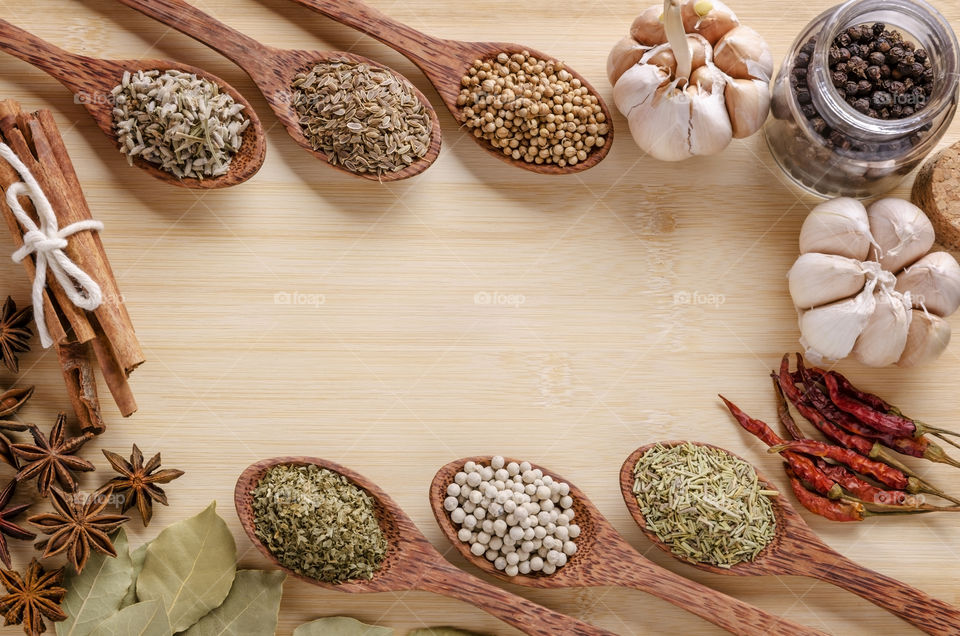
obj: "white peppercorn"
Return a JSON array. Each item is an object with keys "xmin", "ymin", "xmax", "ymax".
[{"xmin": 445, "ymin": 458, "xmax": 580, "ymax": 577}]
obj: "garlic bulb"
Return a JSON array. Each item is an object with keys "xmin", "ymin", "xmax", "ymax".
[
  {"xmin": 609, "ymin": 0, "xmax": 770, "ymax": 160},
  {"xmin": 798, "ymin": 198, "xmax": 872, "ymax": 260},
  {"xmin": 898, "ymin": 310, "xmax": 951, "ymax": 368},
  {"xmin": 852, "ymin": 290, "xmax": 912, "ymax": 367},
  {"xmin": 867, "ymin": 198, "xmax": 935, "ymax": 273},
  {"xmin": 799, "ymin": 278, "xmax": 878, "ymax": 364},
  {"xmin": 789, "ymin": 196, "xmax": 959, "ymax": 367},
  {"xmin": 788, "ymin": 253, "xmax": 866, "ymax": 309},
  {"xmin": 896, "ymin": 251, "xmax": 960, "ymax": 317}
]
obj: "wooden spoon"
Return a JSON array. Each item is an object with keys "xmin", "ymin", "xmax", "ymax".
[
  {"xmin": 277, "ymin": 0, "xmax": 614, "ymax": 175},
  {"xmin": 235, "ymin": 457, "xmax": 614, "ymax": 636},
  {"xmin": 0, "ymin": 18, "xmax": 265, "ymax": 189},
  {"xmin": 115, "ymin": 0, "xmax": 441, "ymax": 182},
  {"xmin": 621, "ymin": 441, "xmax": 960, "ymax": 636},
  {"xmin": 430, "ymin": 456, "xmax": 824, "ymax": 636}
]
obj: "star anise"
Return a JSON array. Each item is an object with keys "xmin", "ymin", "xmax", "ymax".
[
  {"xmin": 11, "ymin": 415, "xmax": 95, "ymax": 497},
  {"xmin": 0, "ymin": 480, "xmax": 35, "ymax": 569},
  {"xmin": 28, "ymin": 487, "xmax": 128, "ymax": 573},
  {"xmin": 98, "ymin": 444, "xmax": 184, "ymax": 526},
  {"xmin": 0, "ymin": 558, "xmax": 66, "ymax": 636},
  {"xmin": 0, "ymin": 298, "xmax": 32, "ymax": 375}
]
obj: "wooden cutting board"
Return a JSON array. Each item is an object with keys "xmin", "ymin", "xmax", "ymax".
[{"xmin": 1, "ymin": 1, "xmax": 959, "ymax": 634}]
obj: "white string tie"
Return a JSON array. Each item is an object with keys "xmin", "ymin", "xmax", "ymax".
[{"xmin": 0, "ymin": 143, "xmax": 104, "ymax": 348}]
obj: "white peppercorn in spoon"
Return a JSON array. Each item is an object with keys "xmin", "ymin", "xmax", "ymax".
[
  {"xmin": 234, "ymin": 456, "xmax": 615, "ymax": 636},
  {"xmin": 115, "ymin": 0, "xmax": 442, "ymax": 182},
  {"xmin": 431, "ymin": 456, "xmax": 826, "ymax": 636},
  {"xmin": 0, "ymin": 18, "xmax": 266, "ymax": 189}
]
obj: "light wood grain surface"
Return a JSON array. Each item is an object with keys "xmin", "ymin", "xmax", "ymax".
[{"xmin": 1, "ymin": 1, "xmax": 959, "ymax": 634}]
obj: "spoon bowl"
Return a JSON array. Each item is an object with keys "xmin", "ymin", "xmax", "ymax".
[
  {"xmin": 620, "ymin": 441, "xmax": 960, "ymax": 634},
  {"xmin": 234, "ymin": 456, "xmax": 616, "ymax": 635},
  {"xmin": 116, "ymin": 0, "xmax": 442, "ymax": 182},
  {"xmin": 282, "ymin": 0, "xmax": 614, "ymax": 175},
  {"xmin": 431, "ymin": 456, "xmax": 825, "ymax": 635},
  {"xmin": 0, "ymin": 19, "xmax": 266, "ymax": 189}
]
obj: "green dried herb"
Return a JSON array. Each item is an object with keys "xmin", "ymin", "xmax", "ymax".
[
  {"xmin": 251, "ymin": 464, "xmax": 387, "ymax": 583},
  {"xmin": 632, "ymin": 442, "xmax": 777, "ymax": 568},
  {"xmin": 181, "ymin": 570, "xmax": 285, "ymax": 636},
  {"xmin": 58, "ymin": 528, "xmax": 134, "ymax": 636}
]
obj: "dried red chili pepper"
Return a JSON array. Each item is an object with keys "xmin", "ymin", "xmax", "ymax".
[
  {"xmin": 784, "ymin": 466, "xmax": 865, "ymax": 522},
  {"xmin": 720, "ymin": 395, "xmax": 840, "ymax": 497},
  {"xmin": 768, "ymin": 440, "xmax": 960, "ymax": 508},
  {"xmin": 772, "ymin": 375, "xmax": 805, "ymax": 440},
  {"xmin": 823, "ymin": 374, "xmax": 921, "ymax": 438},
  {"xmin": 813, "ymin": 460, "xmax": 909, "ymax": 506},
  {"xmin": 792, "ymin": 357, "xmax": 960, "ymax": 468}
]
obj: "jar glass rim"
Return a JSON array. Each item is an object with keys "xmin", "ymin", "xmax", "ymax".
[{"xmin": 810, "ymin": 0, "xmax": 959, "ymax": 137}]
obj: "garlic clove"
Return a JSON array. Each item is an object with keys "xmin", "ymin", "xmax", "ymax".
[
  {"xmin": 895, "ymin": 251, "xmax": 960, "ymax": 317},
  {"xmin": 608, "ymin": 36, "xmax": 651, "ymax": 85},
  {"xmin": 631, "ymin": 5, "xmax": 667, "ymax": 46},
  {"xmin": 613, "ymin": 61, "xmax": 668, "ymax": 118},
  {"xmin": 680, "ymin": 0, "xmax": 739, "ymax": 45},
  {"xmin": 646, "ymin": 47, "xmax": 678, "ymax": 75},
  {"xmin": 867, "ymin": 198, "xmax": 935, "ymax": 273},
  {"xmin": 713, "ymin": 25, "xmax": 773, "ymax": 81},
  {"xmin": 788, "ymin": 252, "xmax": 867, "ymax": 309},
  {"xmin": 799, "ymin": 278, "xmax": 878, "ymax": 364},
  {"xmin": 616, "ymin": 56, "xmax": 731, "ymax": 161},
  {"xmin": 852, "ymin": 290, "xmax": 912, "ymax": 367},
  {"xmin": 799, "ymin": 197, "xmax": 872, "ymax": 260},
  {"xmin": 897, "ymin": 309, "xmax": 952, "ymax": 367},
  {"xmin": 724, "ymin": 78, "xmax": 769, "ymax": 138}
]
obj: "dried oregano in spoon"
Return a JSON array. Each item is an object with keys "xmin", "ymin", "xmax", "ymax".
[
  {"xmin": 632, "ymin": 442, "xmax": 777, "ymax": 568},
  {"xmin": 251, "ymin": 464, "xmax": 387, "ymax": 582},
  {"xmin": 112, "ymin": 69, "xmax": 250, "ymax": 179},
  {"xmin": 292, "ymin": 60, "xmax": 431, "ymax": 175}
]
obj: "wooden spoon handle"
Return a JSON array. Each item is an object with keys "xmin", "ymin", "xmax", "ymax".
[
  {"xmin": 115, "ymin": 0, "xmax": 269, "ymax": 69},
  {"xmin": 608, "ymin": 551, "xmax": 824, "ymax": 635},
  {"xmin": 0, "ymin": 19, "xmax": 92, "ymax": 94},
  {"xmin": 417, "ymin": 561, "xmax": 615, "ymax": 636},
  {"xmin": 800, "ymin": 546, "xmax": 960, "ymax": 635},
  {"xmin": 285, "ymin": 0, "xmax": 447, "ymax": 71}
]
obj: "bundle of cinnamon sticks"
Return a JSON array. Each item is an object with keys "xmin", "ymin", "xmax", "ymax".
[{"xmin": 0, "ymin": 99, "xmax": 143, "ymax": 432}]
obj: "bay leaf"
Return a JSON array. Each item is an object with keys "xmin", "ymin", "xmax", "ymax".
[
  {"xmin": 409, "ymin": 629, "xmax": 489, "ymax": 636},
  {"xmin": 136, "ymin": 502, "xmax": 236, "ymax": 632},
  {"xmin": 181, "ymin": 570, "xmax": 285, "ymax": 636},
  {"xmin": 294, "ymin": 617, "xmax": 394, "ymax": 636},
  {"xmin": 57, "ymin": 528, "xmax": 134, "ymax": 636},
  {"xmin": 87, "ymin": 599, "xmax": 170, "ymax": 636},
  {"xmin": 120, "ymin": 542, "xmax": 149, "ymax": 609}
]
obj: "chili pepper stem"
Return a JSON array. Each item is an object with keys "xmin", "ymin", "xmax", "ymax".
[
  {"xmin": 907, "ymin": 477, "xmax": 960, "ymax": 506},
  {"xmin": 923, "ymin": 441, "xmax": 960, "ymax": 469},
  {"xmin": 869, "ymin": 444, "xmax": 919, "ymax": 478},
  {"xmin": 932, "ymin": 432, "xmax": 960, "ymax": 452}
]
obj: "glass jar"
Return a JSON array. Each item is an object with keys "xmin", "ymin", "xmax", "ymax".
[{"xmin": 765, "ymin": 0, "xmax": 959, "ymax": 198}]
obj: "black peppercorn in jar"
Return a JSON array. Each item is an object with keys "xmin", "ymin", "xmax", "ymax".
[{"xmin": 765, "ymin": 0, "xmax": 958, "ymax": 198}]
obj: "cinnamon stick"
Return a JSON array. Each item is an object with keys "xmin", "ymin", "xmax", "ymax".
[
  {"xmin": 34, "ymin": 110, "xmax": 144, "ymax": 376},
  {"xmin": 56, "ymin": 341, "xmax": 105, "ymax": 434},
  {"xmin": 89, "ymin": 316, "xmax": 137, "ymax": 417}
]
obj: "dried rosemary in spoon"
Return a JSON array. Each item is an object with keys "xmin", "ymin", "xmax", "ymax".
[{"xmin": 632, "ymin": 442, "xmax": 778, "ymax": 568}]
